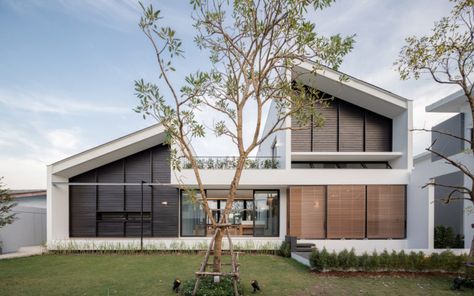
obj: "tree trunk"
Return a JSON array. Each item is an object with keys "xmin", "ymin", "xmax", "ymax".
[{"xmin": 213, "ymin": 228, "xmax": 224, "ymax": 272}]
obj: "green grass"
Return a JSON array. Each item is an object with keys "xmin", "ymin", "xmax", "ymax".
[{"xmin": 0, "ymin": 254, "xmax": 470, "ymax": 295}]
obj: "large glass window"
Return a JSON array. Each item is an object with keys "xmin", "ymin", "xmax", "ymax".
[
  {"xmin": 254, "ymin": 191, "xmax": 279, "ymax": 237},
  {"xmin": 181, "ymin": 192, "xmax": 206, "ymax": 236},
  {"xmin": 180, "ymin": 190, "xmax": 278, "ymax": 237}
]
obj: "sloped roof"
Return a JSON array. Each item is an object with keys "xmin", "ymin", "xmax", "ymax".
[
  {"xmin": 426, "ymin": 89, "xmax": 468, "ymax": 113},
  {"xmin": 49, "ymin": 124, "xmax": 166, "ymax": 178},
  {"xmin": 292, "ymin": 62, "xmax": 411, "ymax": 118}
]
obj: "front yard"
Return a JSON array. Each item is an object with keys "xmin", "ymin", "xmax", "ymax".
[{"xmin": 0, "ymin": 254, "xmax": 470, "ymax": 295}]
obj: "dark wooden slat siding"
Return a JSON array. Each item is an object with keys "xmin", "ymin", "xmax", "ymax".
[
  {"xmin": 153, "ymin": 145, "xmax": 171, "ymax": 183},
  {"xmin": 365, "ymin": 111, "xmax": 392, "ymax": 152},
  {"xmin": 70, "ymin": 171, "xmax": 96, "ymax": 237},
  {"xmin": 97, "ymin": 161, "xmax": 124, "ymax": 212},
  {"xmin": 338, "ymin": 101, "xmax": 364, "ymax": 152},
  {"xmin": 125, "ymin": 150, "xmax": 152, "ymax": 212},
  {"xmin": 69, "ymin": 144, "xmax": 179, "ymax": 238},
  {"xmin": 153, "ymin": 186, "xmax": 179, "ymax": 237},
  {"xmin": 312, "ymin": 102, "xmax": 338, "ymax": 152},
  {"xmin": 291, "ymin": 116, "xmax": 312, "ymax": 152},
  {"xmin": 152, "ymin": 145, "xmax": 178, "ymax": 237}
]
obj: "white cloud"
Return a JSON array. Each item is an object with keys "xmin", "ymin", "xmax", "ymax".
[
  {"xmin": 46, "ymin": 128, "xmax": 81, "ymax": 151},
  {"xmin": 0, "ymin": 89, "xmax": 129, "ymax": 115}
]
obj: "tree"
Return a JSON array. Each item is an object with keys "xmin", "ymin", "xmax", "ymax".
[
  {"xmin": 134, "ymin": 0, "xmax": 354, "ymax": 278},
  {"xmin": 0, "ymin": 177, "xmax": 16, "ymax": 229},
  {"xmin": 396, "ymin": 0, "xmax": 474, "ymax": 203}
]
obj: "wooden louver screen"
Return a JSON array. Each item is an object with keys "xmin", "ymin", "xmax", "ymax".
[
  {"xmin": 327, "ymin": 185, "xmax": 366, "ymax": 239},
  {"xmin": 367, "ymin": 185, "xmax": 405, "ymax": 238},
  {"xmin": 288, "ymin": 186, "xmax": 326, "ymax": 238}
]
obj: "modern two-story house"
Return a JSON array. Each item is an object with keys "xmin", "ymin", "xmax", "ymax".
[
  {"xmin": 47, "ymin": 62, "xmax": 415, "ymax": 253},
  {"xmin": 409, "ymin": 89, "xmax": 473, "ymax": 250}
]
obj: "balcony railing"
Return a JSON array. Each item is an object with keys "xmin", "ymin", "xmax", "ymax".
[{"xmin": 181, "ymin": 156, "xmax": 280, "ymax": 170}]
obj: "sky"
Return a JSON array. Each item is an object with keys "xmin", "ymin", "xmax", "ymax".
[{"xmin": 0, "ymin": 0, "xmax": 461, "ymax": 189}]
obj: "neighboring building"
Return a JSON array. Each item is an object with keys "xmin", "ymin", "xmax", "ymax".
[
  {"xmin": 409, "ymin": 89, "xmax": 474, "ymax": 250},
  {"xmin": 47, "ymin": 63, "xmax": 414, "ymax": 252},
  {"xmin": 0, "ymin": 190, "xmax": 46, "ymax": 254}
]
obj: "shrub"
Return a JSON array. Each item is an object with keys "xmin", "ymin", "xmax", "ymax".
[
  {"xmin": 327, "ymin": 251, "xmax": 338, "ymax": 269},
  {"xmin": 409, "ymin": 251, "xmax": 426, "ymax": 271},
  {"xmin": 358, "ymin": 252, "xmax": 370, "ymax": 271},
  {"xmin": 179, "ymin": 277, "xmax": 242, "ymax": 296},
  {"xmin": 309, "ymin": 248, "xmax": 466, "ymax": 273},
  {"xmin": 434, "ymin": 225, "xmax": 464, "ymax": 249},
  {"xmin": 347, "ymin": 248, "xmax": 358, "ymax": 268},
  {"xmin": 368, "ymin": 251, "xmax": 379, "ymax": 271},
  {"xmin": 310, "ymin": 248, "xmax": 329, "ymax": 271},
  {"xmin": 337, "ymin": 249, "xmax": 351, "ymax": 269},
  {"xmin": 278, "ymin": 241, "xmax": 291, "ymax": 258},
  {"xmin": 379, "ymin": 250, "xmax": 391, "ymax": 269}
]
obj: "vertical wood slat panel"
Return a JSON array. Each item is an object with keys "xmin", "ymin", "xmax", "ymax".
[
  {"xmin": 97, "ymin": 161, "xmax": 124, "ymax": 212},
  {"xmin": 312, "ymin": 102, "xmax": 338, "ymax": 152},
  {"xmin": 153, "ymin": 186, "xmax": 179, "ymax": 237},
  {"xmin": 300, "ymin": 186, "xmax": 326, "ymax": 238},
  {"xmin": 288, "ymin": 187, "xmax": 302, "ymax": 237},
  {"xmin": 288, "ymin": 186, "xmax": 326, "ymax": 239},
  {"xmin": 125, "ymin": 150, "xmax": 152, "ymax": 212},
  {"xmin": 338, "ymin": 101, "xmax": 364, "ymax": 152},
  {"xmin": 365, "ymin": 111, "xmax": 392, "ymax": 152},
  {"xmin": 70, "ymin": 144, "xmax": 179, "ymax": 238},
  {"xmin": 367, "ymin": 185, "xmax": 405, "ymax": 238},
  {"xmin": 70, "ymin": 171, "xmax": 96, "ymax": 237},
  {"xmin": 291, "ymin": 117, "xmax": 312, "ymax": 152},
  {"xmin": 327, "ymin": 185, "xmax": 366, "ymax": 238}
]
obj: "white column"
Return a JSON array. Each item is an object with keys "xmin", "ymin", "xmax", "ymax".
[{"xmin": 427, "ymin": 179, "xmax": 435, "ymax": 250}]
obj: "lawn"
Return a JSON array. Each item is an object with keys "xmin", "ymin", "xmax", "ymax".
[{"xmin": 0, "ymin": 254, "xmax": 470, "ymax": 295}]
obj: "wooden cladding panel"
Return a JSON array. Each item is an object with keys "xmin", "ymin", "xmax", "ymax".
[
  {"xmin": 327, "ymin": 185, "xmax": 366, "ymax": 238},
  {"xmin": 290, "ymin": 93, "xmax": 393, "ymax": 153},
  {"xmin": 125, "ymin": 150, "xmax": 151, "ymax": 212},
  {"xmin": 338, "ymin": 101, "xmax": 364, "ymax": 152},
  {"xmin": 367, "ymin": 185, "xmax": 405, "ymax": 238},
  {"xmin": 288, "ymin": 186, "xmax": 326, "ymax": 239},
  {"xmin": 291, "ymin": 117, "xmax": 312, "ymax": 152},
  {"xmin": 97, "ymin": 161, "xmax": 124, "ymax": 212},
  {"xmin": 365, "ymin": 112, "xmax": 392, "ymax": 152},
  {"xmin": 153, "ymin": 145, "xmax": 171, "ymax": 183},
  {"xmin": 313, "ymin": 103, "xmax": 338, "ymax": 152},
  {"xmin": 288, "ymin": 187, "xmax": 302, "ymax": 237},
  {"xmin": 69, "ymin": 144, "xmax": 179, "ymax": 238},
  {"xmin": 153, "ymin": 186, "xmax": 179, "ymax": 237}
]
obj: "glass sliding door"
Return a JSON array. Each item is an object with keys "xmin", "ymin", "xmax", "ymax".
[
  {"xmin": 181, "ymin": 192, "xmax": 206, "ymax": 236},
  {"xmin": 253, "ymin": 191, "xmax": 279, "ymax": 236}
]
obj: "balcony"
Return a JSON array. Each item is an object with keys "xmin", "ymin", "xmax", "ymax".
[{"xmin": 181, "ymin": 156, "xmax": 280, "ymax": 170}]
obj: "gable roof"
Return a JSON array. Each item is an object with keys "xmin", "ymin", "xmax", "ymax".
[
  {"xmin": 292, "ymin": 61, "xmax": 410, "ymax": 118},
  {"xmin": 49, "ymin": 124, "xmax": 166, "ymax": 178},
  {"xmin": 426, "ymin": 89, "xmax": 468, "ymax": 113}
]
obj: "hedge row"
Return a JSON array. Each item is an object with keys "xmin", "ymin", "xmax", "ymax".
[{"xmin": 310, "ymin": 248, "xmax": 468, "ymax": 272}]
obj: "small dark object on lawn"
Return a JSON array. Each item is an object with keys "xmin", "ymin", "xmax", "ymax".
[
  {"xmin": 452, "ymin": 276, "xmax": 464, "ymax": 290},
  {"xmin": 172, "ymin": 279, "xmax": 181, "ymax": 293},
  {"xmin": 251, "ymin": 280, "xmax": 261, "ymax": 293}
]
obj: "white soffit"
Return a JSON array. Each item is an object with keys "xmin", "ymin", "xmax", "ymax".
[
  {"xmin": 291, "ymin": 151, "xmax": 403, "ymax": 162},
  {"xmin": 50, "ymin": 124, "xmax": 166, "ymax": 178},
  {"xmin": 425, "ymin": 89, "xmax": 467, "ymax": 113},
  {"xmin": 292, "ymin": 62, "xmax": 409, "ymax": 118}
]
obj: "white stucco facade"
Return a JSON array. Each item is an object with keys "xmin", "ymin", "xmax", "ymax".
[{"xmin": 409, "ymin": 89, "xmax": 473, "ymax": 250}]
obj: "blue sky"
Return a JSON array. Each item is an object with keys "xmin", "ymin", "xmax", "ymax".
[{"xmin": 0, "ymin": 0, "xmax": 460, "ymax": 189}]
